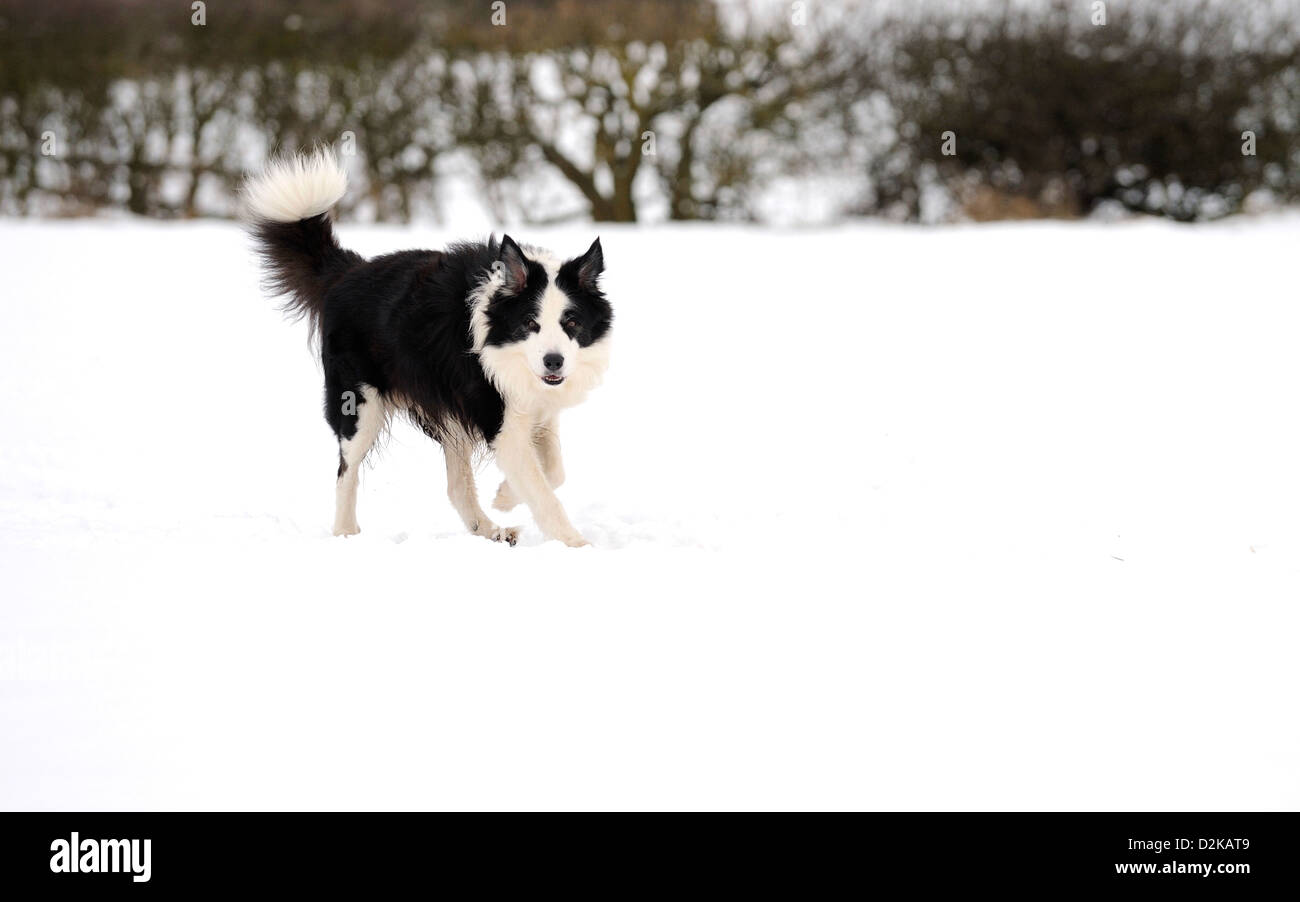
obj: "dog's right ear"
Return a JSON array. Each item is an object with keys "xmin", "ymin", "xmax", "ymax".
[
  {"xmin": 496, "ymin": 234, "xmax": 528, "ymax": 295},
  {"xmin": 574, "ymin": 237, "xmax": 604, "ymax": 291}
]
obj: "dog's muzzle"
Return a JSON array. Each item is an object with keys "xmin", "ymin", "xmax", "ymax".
[{"xmin": 542, "ymin": 352, "xmax": 565, "ymax": 385}]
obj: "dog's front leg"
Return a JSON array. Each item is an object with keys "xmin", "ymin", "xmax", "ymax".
[
  {"xmin": 443, "ymin": 431, "xmax": 519, "ymax": 546},
  {"xmin": 493, "ymin": 419, "xmax": 563, "ymax": 511},
  {"xmin": 493, "ymin": 412, "xmax": 587, "ymax": 547},
  {"xmin": 533, "ymin": 420, "xmax": 565, "ymax": 489}
]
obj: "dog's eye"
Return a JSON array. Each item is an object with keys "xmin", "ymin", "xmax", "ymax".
[
  {"xmin": 527, "ymin": 319, "xmax": 540, "ymax": 334},
  {"xmin": 563, "ymin": 318, "xmax": 578, "ymax": 331}
]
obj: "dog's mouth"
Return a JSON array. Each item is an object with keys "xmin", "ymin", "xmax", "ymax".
[{"xmin": 541, "ymin": 373, "xmax": 565, "ymax": 386}]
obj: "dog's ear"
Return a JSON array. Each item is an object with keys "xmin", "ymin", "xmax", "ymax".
[
  {"xmin": 571, "ymin": 237, "xmax": 604, "ymax": 292},
  {"xmin": 496, "ymin": 234, "xmax": 528, "ymax": 295}
]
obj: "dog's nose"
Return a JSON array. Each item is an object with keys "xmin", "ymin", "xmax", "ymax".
[{"xmin": 543, "ymin": 353, "xmax": 564, "ymax": 372}]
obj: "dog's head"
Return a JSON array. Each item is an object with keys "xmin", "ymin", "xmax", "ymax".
[{"xmin": 473, "ymin": 235, "xmax": 612, "ymax": 410}]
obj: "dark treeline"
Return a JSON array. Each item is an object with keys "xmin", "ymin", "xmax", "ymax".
[{"xmin": 0, "ymin": 0, "xmax": 1297, "ymax": 223}]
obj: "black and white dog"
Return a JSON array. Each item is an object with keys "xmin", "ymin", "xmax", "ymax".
[{"xmin": 244, "ymin": 150, "xmax": 611, "ymax": 546}]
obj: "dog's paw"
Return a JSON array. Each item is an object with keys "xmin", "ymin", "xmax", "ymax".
[
  {"xmin": 488, "ymin": 525, "xmax": 521, "ymax": 546},
  {"xmin": 492, "ymin": 481, "xmax": 519, "ymax": 512},
  {"xmin": 333, "ymin": 523, "xmax": 361, "ymax": 537},
  {"xmin": 560, "ymin": 533, "xmax": 590, "ymax": 548}
]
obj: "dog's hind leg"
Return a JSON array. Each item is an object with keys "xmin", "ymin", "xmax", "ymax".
[
  {"xmin": 331, "ymin": 383, "xmax": 386, "ymax": 536},
  {"xmin": 493, "ymin": 419, "xmax": 563, "ymax": 511},
  {"xmin": 444, "ymin": 428, "xmax": 519, "ymax": 545}
]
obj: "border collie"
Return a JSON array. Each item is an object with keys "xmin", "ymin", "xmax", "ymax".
[{"xmin": 243, "ymin": 150, "xmax": 611, "ymax": 547}]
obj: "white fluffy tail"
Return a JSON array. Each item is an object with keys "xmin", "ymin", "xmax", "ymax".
[{"xmin": 243, "ymin": 148, "xmax": 348, "ymax": 223}]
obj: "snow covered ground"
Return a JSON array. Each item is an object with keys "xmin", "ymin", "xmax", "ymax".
[{"xmin": 1, "ymin": 215, "xmax": 1298, "ymax": 810}]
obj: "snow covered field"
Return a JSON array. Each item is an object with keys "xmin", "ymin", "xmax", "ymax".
[{"xmin": 2, "ymin": 215, "xmax": 1298, "ymax": 810}]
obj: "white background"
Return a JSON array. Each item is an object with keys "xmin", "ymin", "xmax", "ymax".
[{"xmin": 1, "ymin": 216, "xmax": 1297, "ymax": 809}]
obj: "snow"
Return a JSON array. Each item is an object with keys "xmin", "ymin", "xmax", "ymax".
[{"xmin": 2, "ymin": 215, "xmax": 1298, "ymax": 810}]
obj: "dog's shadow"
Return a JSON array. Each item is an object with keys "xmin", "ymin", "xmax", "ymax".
[{"xmin": 402, "ymin": 504, "xmax": 717, "ymax": 550}]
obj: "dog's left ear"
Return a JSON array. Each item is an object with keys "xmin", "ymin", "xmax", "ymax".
[
  {"xmin": 572, "ymin": 237, "xmax": 604, "ymax": 291},
  {"xmin": 497, "ymin": 234, "xmax": 529, "ymax": 295}
]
